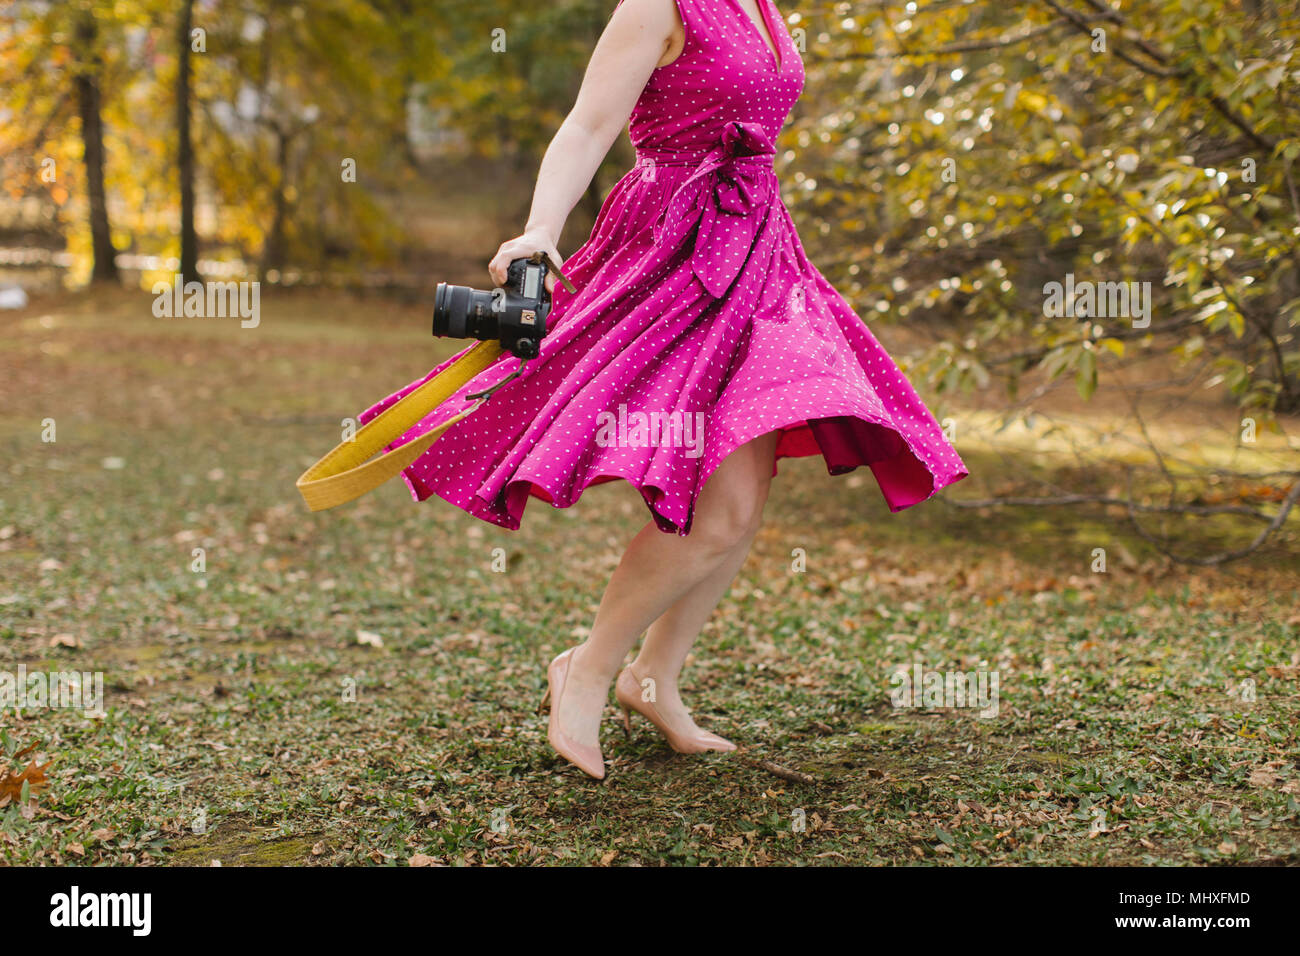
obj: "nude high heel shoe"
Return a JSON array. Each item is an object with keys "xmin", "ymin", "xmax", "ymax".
[
  {"xmin": 538, "ymin": 647, "xmax": 605, "ymax": 780},
  {"xmin": 615, "ymin": 666, "xmax": 737, "ymax": 754}
]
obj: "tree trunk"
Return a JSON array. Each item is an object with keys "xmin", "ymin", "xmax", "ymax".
[
  {"xmin": 74, "ymin": 12, "xmax": 118, "ymax": 283},
  {"xmin": 260, "ymin": 130, "xmax": 291, "ymax": 281},
  {"xmin": 177, "ymin": 0, "xmax": 198, "ymax": 283}
]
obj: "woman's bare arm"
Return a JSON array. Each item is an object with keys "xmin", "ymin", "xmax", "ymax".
[{"xmin": 487, "ymin": 0, "xmax": 683, "ymax": 289}]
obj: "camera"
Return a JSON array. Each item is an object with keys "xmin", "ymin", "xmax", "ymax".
[{"xmin": 433, "ymin": 256, "xmax": 554, "ymax": 359}]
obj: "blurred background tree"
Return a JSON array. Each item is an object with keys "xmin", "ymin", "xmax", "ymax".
[{"xmin": 789, "ymin": 0, "xmax": 1299, "ymax": 415}]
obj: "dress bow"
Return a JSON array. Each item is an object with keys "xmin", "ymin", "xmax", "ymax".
[{"xmin": 651, "ymin": 121, "xmax": 777, "ymax": 298}]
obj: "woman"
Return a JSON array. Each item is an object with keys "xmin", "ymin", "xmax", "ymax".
[{"xmin": 358, "ymin": 0, "xmax": 968, "ymax": 779}]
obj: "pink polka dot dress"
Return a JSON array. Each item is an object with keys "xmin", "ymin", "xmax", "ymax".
[{"xmin": 358, "ymin": 0, "xmax": 969, "ymax": 534}]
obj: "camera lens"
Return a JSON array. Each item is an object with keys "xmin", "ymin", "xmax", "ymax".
[
  {"xmin": 433, "ymin": 283, "xmax": 467, "ymax": 338},
  {"xmin": 434, "ymin": 283, "xmax": 501, "ymax": 341}
]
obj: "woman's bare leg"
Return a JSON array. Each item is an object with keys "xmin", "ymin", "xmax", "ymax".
[
  {"xmin": 553, "ymin": 430, "xmax": 780, "ymax": 755},
  {"xmin": 623, "ymin": 519, "xmax": 759, "ymax": 739}
]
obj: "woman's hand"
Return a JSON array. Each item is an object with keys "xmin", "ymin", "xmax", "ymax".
[{"xmin": 489, "ymin": 230, "xmax": 565, "ymax": 293}]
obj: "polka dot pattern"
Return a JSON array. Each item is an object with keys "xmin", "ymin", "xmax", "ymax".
[{"xmin": 356, "ymin": 0, "xmax": 969, "ymax": 535}]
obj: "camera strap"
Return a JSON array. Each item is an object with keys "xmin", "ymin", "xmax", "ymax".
[
  {"xmin": 295, "ymin": 250, "xmax": 574, "ymax": 513},
  {"xmin": 295, "ymin": 339, "xmax": 506, "ymax": 512}
]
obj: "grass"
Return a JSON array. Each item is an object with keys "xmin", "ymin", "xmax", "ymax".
[{"xmin": 0, "ymin": 286, "xmax": 1297, "ymax": 866}]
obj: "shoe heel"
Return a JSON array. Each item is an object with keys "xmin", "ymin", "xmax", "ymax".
[
  {"xmin": 620, "ymin": 706, "xmax": 632, "ymax": 738},
  {"xmin": 537, "ymin": 686, "xmax": 551, "ymax": 715}
]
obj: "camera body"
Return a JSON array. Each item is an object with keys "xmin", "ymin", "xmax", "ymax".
[{"xmin": 433, "ymin": 257, "xmax": 552, "ymax": 359}]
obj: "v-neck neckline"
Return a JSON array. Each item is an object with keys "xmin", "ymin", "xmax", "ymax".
[{"xmin": 727, "ymin": 0, "xmax": 782, "ymax": 73}]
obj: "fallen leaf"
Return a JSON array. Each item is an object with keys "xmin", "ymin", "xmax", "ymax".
[
  {"xmin": 0, "ymin": 755, "xmax": 54, "ymax": 805},
  {"xmin": 1247, "ymin": 767, "xmax": 1282, "ymax": 788}
]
